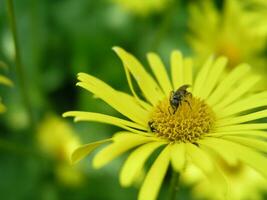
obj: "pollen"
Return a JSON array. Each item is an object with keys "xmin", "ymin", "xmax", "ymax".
[{"xmin": 148, "ymin": 95, "xmax": 215, "ymax": 143}]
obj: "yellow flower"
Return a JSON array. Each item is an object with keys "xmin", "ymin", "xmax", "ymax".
[
  {"xmin": 37, "ymin": 113, "xmax": 80, "ymax": 162},
  {"xmin": 64, "ymin": 47, "xmax": 267, "ymax": 200},
  {"xmin": 182, "ymin": 161, "xmax": 267, "ymax": 200},
  {"xmin": 112, "ymin": 0, "xmax": 170, "ymax": 16},
  {"xmin": 0, "ymin": 61, "xmax": 13, "ymax": 113},
  {"xmin": 55, "ymin": 163, "xmax": 84, "ymax": 187},
  {"xmin": 187, "ymin": 0, "xmax": 267, "ymax": 84},
  {"xmin": 237, "ymin": 0, "xmax": 267, "ymax": 36},
  {"xmin": 37, "ymin": 114, "xmax": 84, "ymax": 186}
]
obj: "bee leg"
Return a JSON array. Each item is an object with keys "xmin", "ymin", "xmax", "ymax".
[
  {"xmin": 158, "ymin": 107, "xmax": 164, "ymax": 113},
  {"xmin": 187, "ymin": 92, "xmax": 192, "ymax": 98},
  {"xmin": 169, "ymin": 91, "xmax": 174, "ymax": 105},
  {"xmin": 169, "ymin": 91, "xmax": 174, "ymax": 100},
  {"xmin": 172, "ymin": 104, "xmax": 178, "ymax": 114},
  {"xmin": 184, "ymin": 99, "xmax": 192, "ymax": 110},
  {"xmin": 168, "ymin": 106, "xmax": 172, "ymax": 115}
]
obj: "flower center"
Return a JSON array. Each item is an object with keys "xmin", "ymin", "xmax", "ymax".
[
  {"xmin": 216, "ymin": 41, "xmax": 241, "ymax": 68},
  {"xmin": 148, "ymin": 94, "xmax": 215, "ymax": 143}
]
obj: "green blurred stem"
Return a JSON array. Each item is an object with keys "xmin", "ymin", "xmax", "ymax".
[
  {"xmin": 6, "ymin": 0, "xmax": 35, "ymax": 130},
  {"xmin": 170, "ymin": 169, "xmax": 180, "ymax": 200}
]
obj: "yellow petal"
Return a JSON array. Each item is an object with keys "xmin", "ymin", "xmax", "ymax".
[
  {"xmin": 138, "ymin": 145, "xmax": 171, "ymax": 200},
  {"xmin": 112, "ymin": 131, "xmax": 154, "ymax": 141},
  {"xmin": 199, "ymin": 138, "xmax": 238, "ymax": 166},
  {"xmin": 217, "ymin": 109, "xmax": 267, "ymax": 126},
  {"xmin": 63, "ymin": 111, "xmax": 146, "ymax": 134},
  {"xmin": 121, "ymin": 62, "xmax": 153, "ymax": 111},
  {"xmin": 147, "ymin": 52, "xmax": 172, "ymax": 96},
  {"xmin": 194, "ymin": 143, "xmax": 229, "ymax": 198},
  {"xmin": 215, "ymin": 124, "xmax": 267, "ymax": 133},
  {"xmin": 117, "ymin": 91, "xmax": 152, "ymax": 111},
  {"xmin": 207, "ymin": 64, "xmax": 250, "ymax": 106},
  {"xmin": 200, "ymin": 57, "xmax": 227, "ymax": 99},
  {"xmin": 71, "ymin": 139, "xmax": 111, "ymax": 164},
  {"xmin": 214, "ymin": 75, "xmax": 260, "ymax": 110},
  {"xmin": 218, "ymin": 91, "xmax": 267, "ymax": 118},
  {"xmin": 113, "ymin": 47, "xmax": 164, "ymax": 106},
  {"xmin": 0, "ymin": 101, "xmax": 6, "ymax": 113},
  {"xmin": 209, "ymin": 131, "xmax": 267, "ymax": 139},
  {"xmin": 183, "ymin": 58, "xmax": 193, "ymax": 86},
  {"xmin": 120, "ymin": 142, "xmax": 166, "ymax": 187},
  {"xmin": 207, "ymin": 163, "xmax": 229, "ymax": 198},
  {"xmin": 193, "ymin": 56, "xmax": 214, "ymax": 96},
  {"xmin": 171, "ymin": 50, "xmax": 184, "ymax": 89},
  {"xmin": 0, "ymin": 75, "xmax": 13, "ymax": 87},
  {"xmin": 222, "ymin": 135, "xmax": 267, "ymax": 153},
  {"xmin": 201, "ymin": 137, "xmax": 267, "ymax": 178},
  {"xmin": 93, "ymin": 134, "xmax": 154, "ymax": 169},
  {"xmin": 192, "ymin": 147, "xmax": 229, "ymax": 199},
  {"xmin": 77, "ymin": 72, "xmax": 149, "ymax": 126},
  {"xmin": 186, "ymin": 143, "xmax": 214, "ymax": 174},
  {"xmin": 170, "ymin": 143, "xmax": 185, "ymax": 172}
]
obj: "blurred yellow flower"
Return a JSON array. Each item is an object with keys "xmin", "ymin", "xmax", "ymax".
[
  {"xmin": 182, "ymin": 160, "xmax": 267, "ymax": 200},
  {"xmin": 65, "ymin": 47, "xmax": 267, "ymax": 200},
  {"xmin": 188, "ymin": 0, "xmax": 267, "ymax": 86},
  {"xmin": 237, "ymin": 0, "xmax": 267, "ymax": 36},
  {"xmin": 0, "ymin": 61, "xmax": 13, "ymax": 113},
  {"xmin": 37, "ymin": 114, "xmax": 80, "ymax": 162},
  {"xmin": 112, "ymin": 0, "xmax": 170, "ymax": 16},
  {"xmin": 37, "ymin": 114, "xmax": 83, "ymax": 186},
  {"xmin": 55, "ymin": 163, "xmax": 84, "ymax": 187}
]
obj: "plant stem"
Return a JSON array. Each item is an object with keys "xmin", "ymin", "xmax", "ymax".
[
  {"xmin": 170, "ymin": 169, "xmax": 180, "ymax": 200},
  {"xmin": 6, "ymin": 0, "xmax": 35, "ymax": 130}
]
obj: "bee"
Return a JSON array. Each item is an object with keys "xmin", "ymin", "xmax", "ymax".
[
  {"xmin": 148, "ymin": 121, "xmax": 157, "ymax": 133},
  {"xmin": 169, "ymin": 84, "xmax": 192, "ymax": 114}
]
